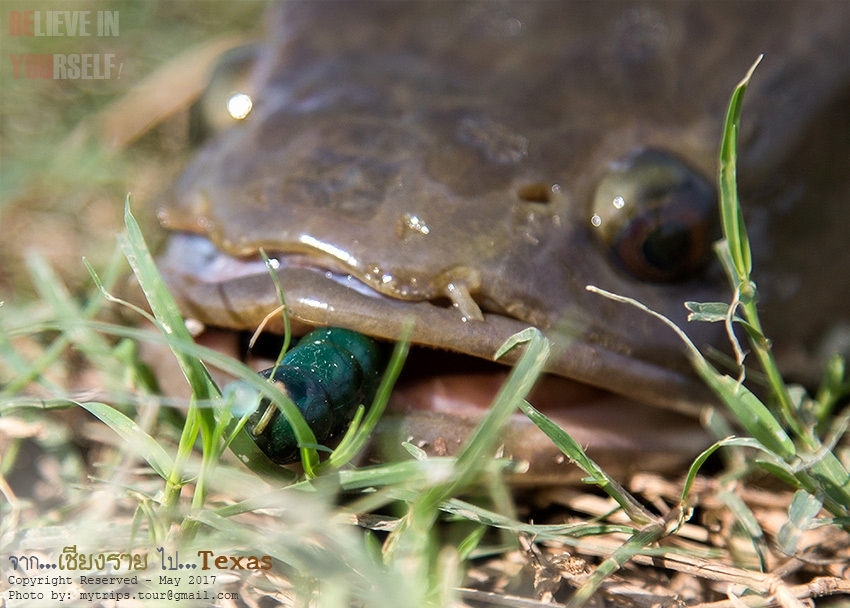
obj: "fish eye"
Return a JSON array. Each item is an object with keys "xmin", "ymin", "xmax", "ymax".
[{"xmin": 591, "ymin": 148, "xmax": 717, "ymax": 282}]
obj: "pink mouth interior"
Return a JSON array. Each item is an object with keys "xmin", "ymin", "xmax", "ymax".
[{"xmin": 198, "ymin": 324, "xmax": 709, "ymax": 478}]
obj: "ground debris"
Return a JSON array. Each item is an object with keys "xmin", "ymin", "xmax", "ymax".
[{"xmin": 465, "ymin": 474, "xmax": 850, "ymax": 607}]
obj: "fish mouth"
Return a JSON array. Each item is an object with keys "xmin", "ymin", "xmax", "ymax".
[
  {"xmin": 159, "ymin": 232, "xmax": 537, "ymax": 351},
  {"xmin": 160, "ymin": 232, "xmax": 716, "ymax": 411},
  {"xmin": 159, "ymin": 232, "xmax": 715, "ymax": 481}
]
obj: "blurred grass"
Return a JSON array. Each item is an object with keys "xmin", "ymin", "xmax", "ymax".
[
  {"xmin": 0, "ymin": 0, "xmax": 265, "ymax": 298},
  {"xmin": 1, "ymin": 7, "xmax": 849, "ymax": 606}
]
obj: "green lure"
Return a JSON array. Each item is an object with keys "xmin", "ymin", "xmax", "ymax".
[{"xmin": 245, "ymin": 327, "xmax": 385, "ymax": 464}]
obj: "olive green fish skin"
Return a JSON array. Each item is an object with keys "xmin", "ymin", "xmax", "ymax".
[
  {"xmin": 160, "ymin": 1, "xmax": 849, "ymax": 409},
  {"xmin": 160, "ymin": 2, "xmax": 849, "ymax": 477}
]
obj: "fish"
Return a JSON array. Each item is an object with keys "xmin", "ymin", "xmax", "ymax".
[{"xmin": 157, "ymin": 1, "xmax": 850, "ymax": 481}]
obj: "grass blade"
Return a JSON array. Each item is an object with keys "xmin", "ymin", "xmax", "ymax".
[
  {"xmin": 77, "ymin": 400, "xmax": 174, "ymax": 479},
  {"xmin": 718, "ymin": 55, "xmax": 761, "ymax": 284}
]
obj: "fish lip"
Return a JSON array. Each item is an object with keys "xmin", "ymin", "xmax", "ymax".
[
  {"xmin": 158, "ymin": 232, "xmax": 533, "ymax": 358},
  {"xmin": 159, "ymin": 232, "xmax": 716, "ymax": 415}
]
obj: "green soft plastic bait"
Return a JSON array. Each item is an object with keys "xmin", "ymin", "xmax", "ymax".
[{"xmin": 242, "ymin": 327, "xmax": 385, "ymax": 464}]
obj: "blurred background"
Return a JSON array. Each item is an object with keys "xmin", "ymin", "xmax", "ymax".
[{"xmin": 1, "ymin": 1, "xmax": 265, "ymax": 303}]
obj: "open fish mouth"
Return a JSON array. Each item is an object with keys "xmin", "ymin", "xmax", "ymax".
[
  {"xmin": 159, "ymin": 232, "xmax": 715, "ymax": 482},
  {"xmin": 160, "ymin": 232, "xmax": 716, "ymax": 411}
]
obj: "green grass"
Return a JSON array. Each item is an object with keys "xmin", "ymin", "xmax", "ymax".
[{"xmin": 2, "ymin": 57, "xmax": 849, "ymax": 607}]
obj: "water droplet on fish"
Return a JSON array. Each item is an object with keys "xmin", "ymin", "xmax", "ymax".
[
  {"xmin": 226, "ymin": 92, "xmax": 253, "ymax": 120},
  {"xmin": 405, "ymin": 214, "xmax": 430, "ymax": 235}
]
